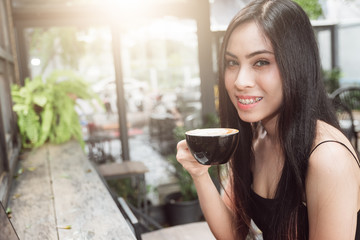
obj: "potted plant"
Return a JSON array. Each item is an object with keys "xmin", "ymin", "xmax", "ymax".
[
  {"xmin": 164, "ymin": 152, "xmax": 203, "ymax": 226},
  {"xmin": 164, "ymin": 114, "xmax": 221, "ymax": 226},
  {"xmin": 11, "ymin": 70, "xmax": 99, "ymax": 149}
]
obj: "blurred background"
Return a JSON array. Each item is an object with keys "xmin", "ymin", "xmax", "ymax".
[{"xmin": 1, "ymin": 0, "xmax": 360, "ymax": 211}]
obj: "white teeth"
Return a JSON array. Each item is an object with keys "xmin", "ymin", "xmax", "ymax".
[{"xmin": 238, "ymin": 97, "xmax": 262, "ymax": 105}]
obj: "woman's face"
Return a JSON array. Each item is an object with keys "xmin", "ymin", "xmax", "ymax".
[{"xmin": 225, "ymin": 21, "xmax": 283, "ymax": 126}]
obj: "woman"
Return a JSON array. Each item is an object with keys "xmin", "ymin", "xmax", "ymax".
[{"xmin": 176, "ymin": 0, "xmax": 360, "ymax": 239}]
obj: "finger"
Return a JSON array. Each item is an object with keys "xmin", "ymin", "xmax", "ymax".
[
  {"xmin": 177, "ymin": 140, "xmax": 188, "ymax": 151},
  {"xmin": 176, "ymin": 149, "xmax": 196, "ymax": 166},
  {"xmin": 176, "ymin": 149, "xmax": 193, "ymax": 163}
]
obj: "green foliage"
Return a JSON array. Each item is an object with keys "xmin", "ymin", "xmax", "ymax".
[
  {"xmin": 323, "ymin": 67, "xmax": 342, "ymax": 93},
  {"xmin": 107, "ymin": 178, "xmax": 142, "ymax": 207},
  {"xmin": 11, "ymin": 70, "xmax": 99, "ymax": 149},
  {"xmin": 202, "ymin": 113, "xmax": 220, "ymax": 128},
  {"xmin": 294, "ymin": 0, "xmax": 323, "ymax": 19}
]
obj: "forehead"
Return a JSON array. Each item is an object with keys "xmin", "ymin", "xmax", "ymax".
[{"xmin": 226, "ymin": 21, "xmax": 273, "ymax": 53}]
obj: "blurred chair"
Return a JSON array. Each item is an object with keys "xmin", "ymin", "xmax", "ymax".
[
  {"xmin": 90, "ymin": 149, "xmax": 215, "ymax": 240},
  {"xmin": 85, "ymin": 122, "xmax": 149, "ymax": 214},
  {"xmin": 97, "ymin": 161, "xmax": 149, "ymax": 214},
  {"xmin": 330, "ymin": 86, "xmax": 360, "ymax": 150},
  {"xmin": 92, "ymin": 161, "xmax": 162, "ymax": 240}
]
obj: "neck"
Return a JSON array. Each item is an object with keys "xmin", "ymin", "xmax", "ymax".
[{"xmin": 260, "ymin": 119, "xmax": 279, "ymax": 142}]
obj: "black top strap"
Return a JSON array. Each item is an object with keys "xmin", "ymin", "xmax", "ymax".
[{"xmin": 310, "ymin": 140, "xmax": 360, "ymax": 168}]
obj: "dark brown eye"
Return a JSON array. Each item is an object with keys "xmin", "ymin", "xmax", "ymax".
[
  {"xmin": 226, "ymin": 59, "xmax": 239, "ymax": 67},
  {"xmin": 254, "ymin": 60, "xmax": 269, "ymax": 67}
]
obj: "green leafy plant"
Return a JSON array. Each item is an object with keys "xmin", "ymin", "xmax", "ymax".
[
  {"xmin": 323, "ymin": 67, "xmax": 342, "ymax": 94},
  {"xmin": 11, "ymin": 70, "xmax": 99, "ymax": 149},
  {"xmin": 167, "ymin": 152, "xmax": 198, "ymax": 201},
  {"xmin": 294, "ymin": 0, "xmax": 323, "ymax": 19},
  {"xmin": 107, "ymin": 178, "xmax": 143, "ymax": 206}
]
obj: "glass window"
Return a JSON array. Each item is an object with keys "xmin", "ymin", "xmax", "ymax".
[
  {"xmin": 339, "ymin": 23, "xmax": 360, "ymax": 86},
  {"xmin": 121, "ymin": 17, "xmax": 202, "ymax": 131},
  {"xmin": 25, "ymin": 26, "xmax": 115, "ymax": 151},
  {"xmin": 26, "ymin": 27, "xmax": 114, "ymax": 80},
  {"xmin": 317, "ymin": 29, "xmax": 332, "ymax": 71},
  {"xmin": 209, "ymin": 0, "xmax": 246, "ymax": 31},
  {"xmin": 119, "ymin": 17, "xmax": 202, "ymax": 204},
  {"xmin": 24, "ymin": 17, "xmax": 202, "ymax": 204}
]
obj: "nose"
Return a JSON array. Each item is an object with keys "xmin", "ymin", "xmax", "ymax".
[{"xmin": 234, "ymin": 67, "xmax": 255, "ymax": 89}]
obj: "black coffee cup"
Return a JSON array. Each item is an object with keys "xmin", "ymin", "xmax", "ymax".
[{"xmin": 185, "ymin": 128, "xmax": 239, "ymax": 165}]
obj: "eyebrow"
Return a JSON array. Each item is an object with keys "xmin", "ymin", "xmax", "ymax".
[{"xmin": 225, "ymin": 50, "xmax": 274, "ymax": 59}]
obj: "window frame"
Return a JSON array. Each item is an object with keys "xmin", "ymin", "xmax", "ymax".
[{"xmin": 0, "ymin": 0, "xmax": 21, "ymax": 206}]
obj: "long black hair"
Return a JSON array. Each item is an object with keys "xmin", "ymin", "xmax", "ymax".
[{"xmin": 217, "ymin": 0, "xmax": 339, "ymax": 239}]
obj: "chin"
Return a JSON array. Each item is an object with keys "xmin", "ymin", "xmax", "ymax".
[{"xmin": 237, "ymin": 110, "xmax": 260, "ymax": 124}]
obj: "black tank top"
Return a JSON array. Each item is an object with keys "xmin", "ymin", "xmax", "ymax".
[{"xmin": 249, "ymin": 140, "xmax": 360, "ymax": 239}]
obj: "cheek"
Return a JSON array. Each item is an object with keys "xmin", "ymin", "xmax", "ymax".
[
  {"xmin": 224, "ymin": 79, "xmax": 235, "ymax": 103},
  {"xmin": 224, "ymin": 74, "xmax": 234, "ymax": 94},
  {"xmin": 224, "ymin": 80, "xmax": 231, "ymax": 93},
  {"xmin": 262, "ymin": 70, "xmax": 283, "ymax": 96},
  {"xmin": 265, "ymin": 79, "xmax": 283, "ymax": 105}
]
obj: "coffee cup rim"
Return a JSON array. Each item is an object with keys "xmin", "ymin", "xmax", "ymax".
[{"xmin": 185, "ymin": 128, "xmax": 239, "ymax": 137}]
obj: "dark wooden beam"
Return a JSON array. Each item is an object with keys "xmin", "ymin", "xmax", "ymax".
[
  {"xmin": 196, "ymin": 0, "xmax": 216, "ymax": 122},
  {"xmin": 111, "ymin": 26, "xmax": 130, "ymax": 161},
  {"xmin": 12, "ymin": 1, "xmax": 198, "ymax": 28},
  {"xmin": 14, "ymin": 26, "xmax": 29, "ymax": 84}
]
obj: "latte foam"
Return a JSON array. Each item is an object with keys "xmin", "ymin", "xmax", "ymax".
[{"xmin": 186, "ymin": 128, "xmax": 238, "ymax": 137}]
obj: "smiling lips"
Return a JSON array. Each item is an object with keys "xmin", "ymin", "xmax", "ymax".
[
  {"xmin": 237, "ymin": 96, "xmax": 263, "ymax": 109},
  {"xmin": 238, "ymin": 97, "xmax": 263, "ymax": 105}
]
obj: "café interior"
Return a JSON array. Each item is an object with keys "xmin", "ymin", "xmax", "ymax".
[{"xmin": 0, "ymin": 0, "xmax": 357, "ymax": 239}]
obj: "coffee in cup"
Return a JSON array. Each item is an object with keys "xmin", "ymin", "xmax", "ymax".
[{"xmin": 185, "ymin": 128, "xmax": 239, "ymax": 165}]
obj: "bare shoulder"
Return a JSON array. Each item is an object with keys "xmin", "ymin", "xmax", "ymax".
[
  {"xmin": 309, "ymin": 120, "xmax": 359, "ymax": 177},
  {"xmin": 314, "ymin": 120, "xmax": 352, "ymax": 146},
  {"xmin": 307, "ymin": 120, "xmax": 360, "ymax": 204},
  {"xmin": 307, "ymin": 120, "xmax": 360, "ymax": 206},
  {"xmin": 306, "ymin": 121, "xmax": 360, "ymax": 238},
  {"xmin": 308, "ymin": 140, "xmax": 358, "ymax": 181}
]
